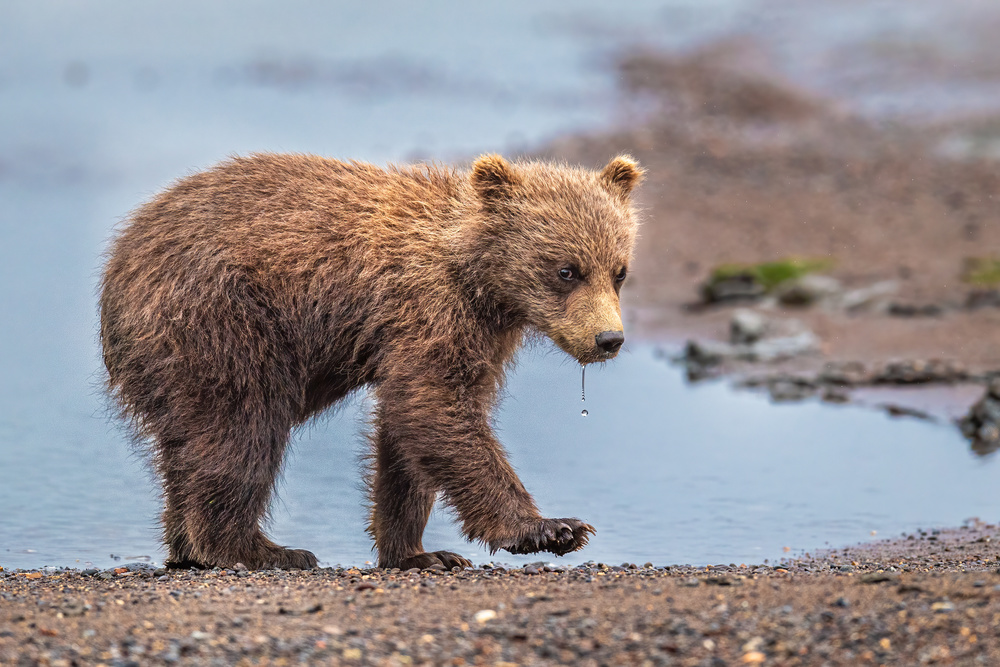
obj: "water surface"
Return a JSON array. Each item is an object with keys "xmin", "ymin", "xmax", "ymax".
[{"xmin": 3, "ymin": 344, "xmax": 998, "ymax": 570}]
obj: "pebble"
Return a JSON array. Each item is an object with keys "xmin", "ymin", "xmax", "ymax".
[{"xmin": 474, "ymin": 609, "xmax": 497, "ymax": 623}]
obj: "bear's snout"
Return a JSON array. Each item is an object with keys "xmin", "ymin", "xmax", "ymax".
[{"xmin": 595, "ymin": 330, "xmax": 625, "ymax": 355}]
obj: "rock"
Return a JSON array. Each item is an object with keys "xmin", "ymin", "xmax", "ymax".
[
  {"xmin": 704, "ymin": 576, "xmax": 738, "ymax": 586},
  {"xmin": 730, "ymin": 309, "xmax": 768, "ymax": 344},
  {"xmin": 766, "ymin": 377, "xmax": 817, "ymax": 402},
  {"xmin": 684, "ymin": 330, "xmax": 818, "ymax": 368},
  {"xmin": 875, "ymin": 359, "xmax": 967, "ymax": 384},
  {"xmin": 960, "ymin": 382, "xmax": 1000, "ymax": 454},
  {"xmin": 839, "ymin": 280, "xmax": 898, "ymax": 312},
  {"xmin": 966, "ymin": 289, "xmax": 1000, "ymax": 310},
  {"xmin": 888, "ymin": 302, "xmax": 944, "ymax": 317},
  {"xmin": 774, "ymin": 274, "xmax": 842, "ymax": 306},
  {"xmin": 749, "ymin": 331, "xmax": 820, "ymax": 362},
  {"xmin": 474, "ymin": 609, "xmax": 497, "ymax": 623},
  {"xmin": 818, "ymin": 361, "xmax": 870, "ymax": 386},
  {"xmin": 821, "ymin": 388, "xmax": 851, "ymax": 403},
  {"xmin": 680, "ymin": 340, "xmax": 730, "ymax": 381},
  {"xmin": 684, "ymin": 339, "xmax": 733, "ymax": 366},
  {"xmin": 988, "ymin": 377, "xmax": 1000, "ymax": 401},
  {"xmin": 701, "ymin": 273, "xmax": 765, "ymax": 304},
  {"xmin": 882, "ymin": 404, "xmax": 934, "ymax": 420}
]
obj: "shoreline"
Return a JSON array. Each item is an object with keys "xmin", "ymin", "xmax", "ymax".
[{"xmin": 3, "ymin": 524, "xmax": 999, "ymax": 665}]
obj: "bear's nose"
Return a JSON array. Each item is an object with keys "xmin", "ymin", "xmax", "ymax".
[{"xmin": 595, "ymin": 330, "xmax": 625, "ymax": 354}]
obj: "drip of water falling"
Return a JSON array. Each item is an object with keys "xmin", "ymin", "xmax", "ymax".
[{"xmin": 581, "ymin": 365, "xmax": 588, "ymax": 416}]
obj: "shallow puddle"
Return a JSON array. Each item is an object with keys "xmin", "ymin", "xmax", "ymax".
[{"xmin": 2, "ymin": 342, "xmax": 997, "ymax": 571}]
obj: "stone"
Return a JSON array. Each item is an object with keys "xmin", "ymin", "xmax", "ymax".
[
  {"xmin": 840, "ymin": 280, "xmax": 898, "ymax": 312},
  {"xmin": 701, "ymin": 273, "xmax": 765, "ymax": 304},
  {"xmin": 774, "ymin": 274, "xmax": 842, "ymax": 306},
  {"xmin": 730, "ymin": 309, "xmax": 768, "ymax": 344},
  {"xmin": 749, "ymin": 331, "xmax": 820, "ymax": 362}
]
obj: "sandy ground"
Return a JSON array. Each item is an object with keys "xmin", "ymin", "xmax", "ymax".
[{"xmin": 3, "ymin": 524, "xmax": 999, "ymax": 666}]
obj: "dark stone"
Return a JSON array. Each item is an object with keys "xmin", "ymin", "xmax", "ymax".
[
  {"xmin": 888, "ymin": 302, "xmax": 944, "ymax": 317},
  {"xmin": 700, "ymin": 273, "xmax": 765, "ymax": 304}
]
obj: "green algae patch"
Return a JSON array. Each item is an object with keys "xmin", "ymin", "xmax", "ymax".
[
  {"xmin": 710, "ymin": 258, "xmax": 834, "ymax": 291},
  {"xmin": 963, "ymin": 257, "xmax": 1000, "ymax": 287}
]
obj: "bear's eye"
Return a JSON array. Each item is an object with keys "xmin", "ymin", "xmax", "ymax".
[
  {"xmin": 615, "ymin": 267, "xmax": 628, "ymax": 282},
  {"xmin": 558, "ymin": 267, "xmax": 576, "ymax": 281}
]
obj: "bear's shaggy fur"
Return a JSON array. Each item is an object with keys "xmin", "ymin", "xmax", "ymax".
[{"xmin": 100, "ymin": 153, "xmax": 643, "ymax": 570}]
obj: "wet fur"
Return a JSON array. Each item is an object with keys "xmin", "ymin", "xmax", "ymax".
[{"xmin": 100, "ymin": 153, "xmax": 642, "ymax": 569}]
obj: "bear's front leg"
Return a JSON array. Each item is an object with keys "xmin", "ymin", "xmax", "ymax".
[
  {"xmin": 368, "ymin": 427, "xmax": 472, "ymax": 570},
  {"xmin": 374, "ymin": 372, "xmax": 595, "ymax": 562}
]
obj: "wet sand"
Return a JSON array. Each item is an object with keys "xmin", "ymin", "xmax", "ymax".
[{"xmin": 3, "ymin": 524, "xmax": 999, "ymax": 665}]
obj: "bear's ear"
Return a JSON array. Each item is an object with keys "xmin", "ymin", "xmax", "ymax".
[
  {"xmin": 471, "ymin": 154, "xmax": 521, "ymax": 203},
  {"xmin": 600, "ymin": 155, "xmax": 644, "ymax": 200}
]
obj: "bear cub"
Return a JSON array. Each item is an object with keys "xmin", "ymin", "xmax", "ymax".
[{"xmin": 100, "ymin": 152, "xmax": 643, "ymax": 570}]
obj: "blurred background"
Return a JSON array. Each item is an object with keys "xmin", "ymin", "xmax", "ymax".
[{"xmin": 2, "ymin": 0, "xmax": 998, "ymax": 571}]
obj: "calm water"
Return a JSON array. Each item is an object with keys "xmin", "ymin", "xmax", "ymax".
[
  {"xmin": 3, "ymin": 343, "xmax": 998, "ymax": 571},
  {"xmin": 2, "ymin": 1, "xmax": 998, "ymax": 571}
]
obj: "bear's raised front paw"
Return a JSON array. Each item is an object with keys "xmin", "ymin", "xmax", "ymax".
[
  {"xmin": 392, "ymin": 551, "xmax": 472, "ymax": 571},
  {"xmin": 495, "ymin": 518, "xmax": 595, "ymax": 556}
]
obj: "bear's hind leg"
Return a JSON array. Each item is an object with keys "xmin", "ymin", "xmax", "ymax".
[
  {"xmin": 155, "ymin": 441, "xmax": 201, "ymax": 568},
  {"xmin": 369, "ymin": 436, "xmax": 472, "ymax": 570},
  {"xmin": 178, "ymin": 427, "xmax": 317, "ymax": 570}
]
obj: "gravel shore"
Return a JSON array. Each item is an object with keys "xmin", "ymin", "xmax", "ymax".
[{"xmin": 3, "ymin": 524, "xmax": 999, "ymax": 665}]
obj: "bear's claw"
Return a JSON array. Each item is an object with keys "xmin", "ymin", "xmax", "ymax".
[
  {"xmin": 495, "ymin": 518, "xmax": 595, "ymax": 556},
  {"xmin": 394, "ymin": 551, "xmax": 472, "ymax": 571},
  {"xmin": 165, "ymin": 546, "xmax": 317, "ymax": 571}
]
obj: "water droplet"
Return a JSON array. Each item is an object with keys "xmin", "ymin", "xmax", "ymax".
[
  {"xmin": 581, "ymin": 365, "xmax": 586, "ymax": 402},
  {"xmin": 581, "ymin": 409, "xmax": 589, "ymax": 417}
]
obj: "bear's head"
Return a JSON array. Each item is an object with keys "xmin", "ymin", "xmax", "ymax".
[{"xmin": 469, "ymin": 154, "xmax": 643, "ymax": 365}]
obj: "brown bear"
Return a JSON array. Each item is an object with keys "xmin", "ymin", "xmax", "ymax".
[{"xmin": 100, "ymin": 152, "xmax": 643, "ymax": 570}]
